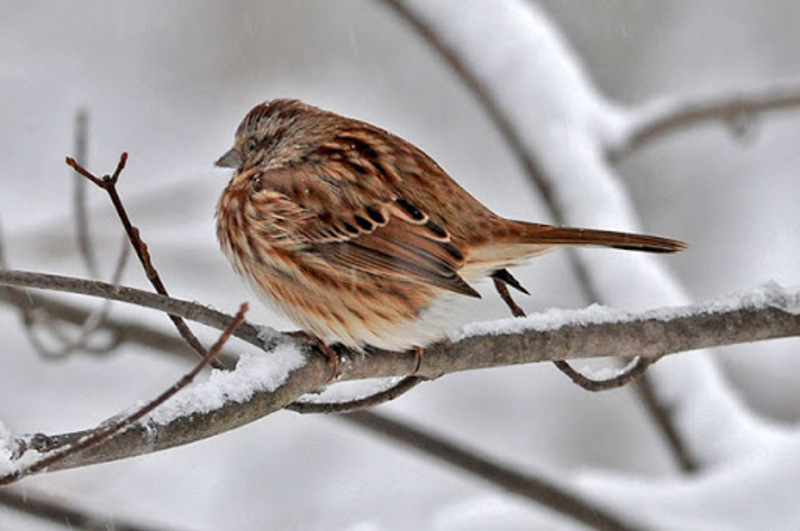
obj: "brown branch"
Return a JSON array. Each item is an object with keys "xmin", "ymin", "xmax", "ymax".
[
  {"xmin": 65, "ymin": 154, "xmax": 225, "ymax": 370},
  {"xmin": 341, "ymin": 411, "xmax": 637, "ymax": 531},
  {"xmin": 0, "ymin": 269, "xmax": 263, "ymax": 349},
  {"xmin": 286, "ymin": 376, "xmax": 424, "ymax": 414},
  {"xmin": 611, "ymin": 81, "xmax": 800, "ymax": 160}
]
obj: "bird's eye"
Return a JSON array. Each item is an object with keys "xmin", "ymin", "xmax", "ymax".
[{"xmin": 245, "ymin": 138, "xmax": 258, "ymax": 154}]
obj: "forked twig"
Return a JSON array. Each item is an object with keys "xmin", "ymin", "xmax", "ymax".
[
  {"xmin": 0, "ymin": 303, "xmax": 247, "ymax": 487},
  {"xmin": 65, "ymin": 154, "xmax": 226, "ymax": 370}
]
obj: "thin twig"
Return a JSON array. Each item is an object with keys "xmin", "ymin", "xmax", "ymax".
[
  {"xmin": 65, "ymin": 154, "xmax": 225, "ymax": 370},
  {"xmin": 0, "ymin": 269, "xmax": 263, "ymax": 348},
  {"xmin": 0, "ymin": 304, "xmax": 247, "ymax": 486},
  {"xmin": 286, "ymin": 376, "xmax": 423, "ymax": 414},
  {"xmin": 341, "ymin": 410, "xmax": 637, "ymax": 531}
]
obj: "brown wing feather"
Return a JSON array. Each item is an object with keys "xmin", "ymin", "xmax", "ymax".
[{"xmin": 252, "ymin": 138, "xmax": 480, "ymax": 298}]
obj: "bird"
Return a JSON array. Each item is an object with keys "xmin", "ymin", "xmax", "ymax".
[{"xmin": 215, "ymin": 99, "xmax": 685, "ymax": 355}]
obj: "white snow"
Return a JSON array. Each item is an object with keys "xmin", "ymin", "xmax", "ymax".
[
  {"xmin": 145, "ymin": 343, "xmax": 305, "ymax": 426},
  {"xmin": 0, "ymin": 420, "xmax": 14, "ymax": 476},
  {"xmin": 451, "ymin": 282, "xmax": 799, "ymax": 342},
  {"xmin": 449, "ymin": 303, "xmax": 626, "ymax": 342},
  {"xmin": 294, "ymin": 377, "xmax": 408, "ymax": 405}
]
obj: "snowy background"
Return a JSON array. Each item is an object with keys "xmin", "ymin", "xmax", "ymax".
[{"xmin": 1, "ymin": 1, "xmax": 799, "ymax": 529}]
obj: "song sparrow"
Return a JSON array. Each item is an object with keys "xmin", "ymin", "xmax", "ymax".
[{"xmin": 216, "ymin": 99, "xmax": 685, "ymax": 352}]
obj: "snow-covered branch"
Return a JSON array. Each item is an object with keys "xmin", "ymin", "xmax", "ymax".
[
  {"xmin": 610, "ymin": 81, "xmax": 800, "ymax": 160},
  {"xmin": 1, "ymin": 268, "xmax": 798, "ymax": 476}
]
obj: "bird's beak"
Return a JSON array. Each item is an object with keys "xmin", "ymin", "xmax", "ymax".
[{"xmin": 215, "ymin": 148, "xmax": 243, "ymax": 169}]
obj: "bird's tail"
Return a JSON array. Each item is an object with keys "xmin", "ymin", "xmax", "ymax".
[
  {"xmin": 508, "ymin": 221, "xmax": 687, "ymax": 253},
  {"xmin": 462, "ymin": 220, "xmax": 686, "ymax": 279}
]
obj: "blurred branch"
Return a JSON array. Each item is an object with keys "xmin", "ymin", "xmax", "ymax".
[
  {"xmin": 0, "ymin": 289, "xmax": 204, "ymax": 360},
  {"xmin": 379, "ymin": 0, "xmax": 554, "ymax": 206},
  {"xmin": 72, "ymin": 108, "xmax": 98, "ymax": 279},
  {"xmin": 632, "ymin": 374, "xmax": 697, "ymax": 472},
  {"xmin": 380, "ymin": 0, "xmax": 696, "ymax": 473},
  {"xmin": 341, "ymin": 411, "xmax": 637, "ymax": 531},
  {"xmin": 611, "ymin": 81, "xmax": 800, "ymax": 160},
  {"xmin": 0, "ymin": 487, "xmax": 171, "ymax": 531}
]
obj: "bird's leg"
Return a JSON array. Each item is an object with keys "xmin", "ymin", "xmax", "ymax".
[
  {"xmin": 411, "ymin": 346, "xmax": 424, "ymax": 375},
  {"xmin": 287, "ymin": 331, "xmax": 339, "ymax": 382},
  {"xmin": 492, "ymin": 274, "xmax": 528, "ymax": 318}
]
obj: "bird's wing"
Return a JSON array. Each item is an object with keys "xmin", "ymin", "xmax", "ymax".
[{"xmin": 251, "ymin": 133, "xmax": 480, "ymax": 298}]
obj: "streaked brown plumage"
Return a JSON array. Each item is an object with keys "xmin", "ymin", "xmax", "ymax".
[{"xmin": 216, "ymin": 99, "xmax": 685, "ymax": 351}]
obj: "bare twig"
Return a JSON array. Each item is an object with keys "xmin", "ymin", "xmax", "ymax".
[
  {"xmin": 0, "ymin": 487, "xmax": 172, "ymax": 531},
  {"xmin": 611, "ymin": 81, "xmax": 800, "ymax": 160},
  {"xmin": 65, "ymin": 154, "xmax": 225, "ymax": 370},
  {"xmin": 286, "ymin": 376, "xmax": 424, "ymax": 414},
  {"xmin": 0, "ymin": 304, "xmax": 247, "ymax": 486},
  {"xmin": 341, "ymin": 410, "xmax": 637, "ymax": 531}
]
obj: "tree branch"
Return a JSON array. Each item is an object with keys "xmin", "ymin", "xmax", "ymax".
[{"xmin": 611, "ymin": 81, "xmax": 800, "ymax": 160}]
